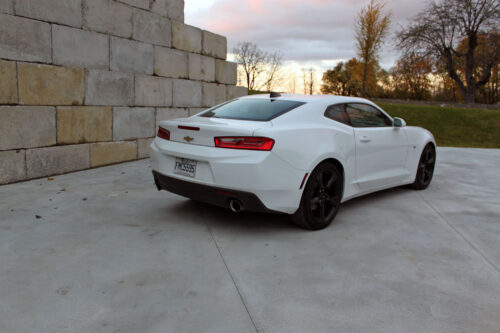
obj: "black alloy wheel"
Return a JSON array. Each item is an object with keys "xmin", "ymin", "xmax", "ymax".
[
  {"xmin": 412, "ymin": 144, "xmax": 436, "ymax": 190},
  {"xmin": 292, "ymin": 162, "xmax": 342, "ymax": 230}
]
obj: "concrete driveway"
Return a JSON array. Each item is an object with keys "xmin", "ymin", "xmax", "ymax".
[{"xmin": 1, "ymin": 147, "xmax": 499, "ymax": 333}]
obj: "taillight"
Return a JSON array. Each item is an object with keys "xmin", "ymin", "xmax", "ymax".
[
  {"xmin": 157, "ymin": 127, "xmax": 170, "ymax": 140},
  {"xmin": 214, "ymin": 137, "xmax": 275, "ymax": 151}
]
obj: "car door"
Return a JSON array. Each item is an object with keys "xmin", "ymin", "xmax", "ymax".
[{"xmin": 346, "ymin": 103, "xmax": 409, "ymax": 189}]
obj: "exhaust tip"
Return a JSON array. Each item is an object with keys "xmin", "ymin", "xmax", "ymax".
[{"xmin": 229, "ymin": 199, "xmax": 244, "ymax": 213}]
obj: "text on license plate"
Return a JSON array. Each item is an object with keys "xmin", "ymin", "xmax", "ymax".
[{"xmin": 174, "ymin": 158, "xmax": 197, "ymax": 178}]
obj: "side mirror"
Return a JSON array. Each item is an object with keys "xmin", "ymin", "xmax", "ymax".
[{"xmin": 393, "ymin": 117, "xmax": 406, "ymax": 128}]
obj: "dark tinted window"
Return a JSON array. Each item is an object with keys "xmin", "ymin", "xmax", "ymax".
[
  {"xmin": 324, "ymin": 104, "xmax": 350, "ymax": 125},
  {"xmin": 200, "ymin": 99, "xmax": 305, "ymax": 121},
  {"xmin": 346, "ymin": 103, "xmax": 392, "ymax": 127}
]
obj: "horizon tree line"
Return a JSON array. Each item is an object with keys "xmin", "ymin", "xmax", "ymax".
[{"xmin": 232, "ymin": 0, "xmax": 499, "ymax": 104}]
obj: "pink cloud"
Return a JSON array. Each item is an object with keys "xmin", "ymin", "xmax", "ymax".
[{"xmin": 186, "ymin": 0, "xmax": 428, "ymax": 68}]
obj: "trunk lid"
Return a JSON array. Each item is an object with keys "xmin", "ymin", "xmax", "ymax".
[{"xmin": 158, "ymin": 116, "xmax": 273, "ymax": 146}]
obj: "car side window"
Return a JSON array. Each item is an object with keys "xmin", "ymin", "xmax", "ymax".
[
  {"xmin": 324, "ymin": 104, "xmax": 351, "ymax": 126},
  {"xmin": 345, "ymin": 103, "xmax": 392, "ymax": 128}
]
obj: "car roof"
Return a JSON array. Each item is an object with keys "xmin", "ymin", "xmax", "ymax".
[{"xmin": 238, "ymin": 94, "xmax": 374, "ymax": 105}]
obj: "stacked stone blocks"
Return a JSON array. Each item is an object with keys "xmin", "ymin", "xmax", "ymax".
[{"xmin": 0, "ymin": 0, "xmax": 247, "ymax": 184}]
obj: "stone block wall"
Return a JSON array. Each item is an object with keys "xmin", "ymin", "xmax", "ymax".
[{"xmin": 0, "ymin": 0, "xmax": 247, "ymax": 184}]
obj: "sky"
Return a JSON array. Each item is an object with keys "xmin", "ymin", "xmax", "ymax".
[{"xmin": 185, "ymin": 0, "xmax": 429, "ymax": 91}]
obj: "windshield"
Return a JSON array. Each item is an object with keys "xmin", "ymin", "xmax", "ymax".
[{"xmin": 200, "ymin": 99, "xmax": 306, "ymax": 121}]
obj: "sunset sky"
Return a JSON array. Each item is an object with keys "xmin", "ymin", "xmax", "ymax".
[{"xmin": 185, "ymin": 0, "xmax": 429, "ymax": 91}]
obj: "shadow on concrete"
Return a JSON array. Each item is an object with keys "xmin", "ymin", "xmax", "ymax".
[{"xmin": 159, "ymin": 185, "xmax": 415, "ymax": 234}]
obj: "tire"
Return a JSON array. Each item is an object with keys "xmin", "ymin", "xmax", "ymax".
[
  {"xmin": 412, "ymin": 143, "xmax": 436, "ymax": 190},
  {"xmin": 292, "ymin": 162, "xmax": 342, "ymax": 230}
]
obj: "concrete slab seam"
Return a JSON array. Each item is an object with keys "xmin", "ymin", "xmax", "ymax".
[
  {"xmin": 199, "ymin": 206, "xmax": 260, "ymax": 333},
  {"xmin": 415, "ymin": 191, "xmax": 500, "ymax": 274}
]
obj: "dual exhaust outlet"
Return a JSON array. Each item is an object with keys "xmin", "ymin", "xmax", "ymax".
[{"xmin": 229, "ymin": 199, "xmax": 244, "ymax": 213}]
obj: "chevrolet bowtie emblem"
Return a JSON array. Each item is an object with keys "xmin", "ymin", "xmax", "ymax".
[{"xmin": 184, "ymin": 136, "xmax": 194, "ymax": 142}]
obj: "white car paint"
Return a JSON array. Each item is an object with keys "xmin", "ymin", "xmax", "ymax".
[{"xmin": 150, "ymin": 94, "xmax": 435, "ymax": 214}]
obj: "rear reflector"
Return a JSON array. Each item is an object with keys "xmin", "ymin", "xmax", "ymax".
[
  {"xmin": 157, "ymin": 127, "xmax": 170, "ymax": 140},
  {"xmin": 299, "ymin": 173, "xmax": 309, "ymax": 189},
  {"xmin": 214, "ymin": 137, "xmax": 275, "ymax": 151},
  {"xmin": 178, "ymin": 125, "xmax": 200, "ymax": 131}
]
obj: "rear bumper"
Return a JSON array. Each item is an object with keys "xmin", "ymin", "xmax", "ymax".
[
  {"xmin": 152, "ymin": 171, "xmax": 279, "ymax": 214},
  {"xmin": 150, "ymin": 138, "xmax": 305, "ymax": 214}
]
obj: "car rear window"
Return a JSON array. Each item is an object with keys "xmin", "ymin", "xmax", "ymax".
[{"xmin": 200, "ymin": 99, "xmax": 306, "ymax": 121}]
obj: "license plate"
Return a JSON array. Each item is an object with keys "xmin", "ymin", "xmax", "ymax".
[{"xmin": 173, "ymin": 158, "xmax": 197, "ymax": 178}]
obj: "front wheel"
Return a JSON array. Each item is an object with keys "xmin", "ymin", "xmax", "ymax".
[
  {"xmin": 412, "ymin": 143, "xmax": 436, "ymax": 190},
  {"xmin": 292, "ymin": 162, "xmax": 342, "ymax": 230}
]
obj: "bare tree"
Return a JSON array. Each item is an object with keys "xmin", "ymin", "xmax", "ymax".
[
  {"xmin": 302, "ymin": 67, "xmax": 316, "ymax": 95},
  {"xmin": 355, "ymin": 0, "xmax": 391, "ymax": 97},
  {"xmin": 263, "ymin": 52, "xmax": 283, "ymax": 92},
  {"xmin": 397, "ymin": 0, "xmax": 499, "ymax": 103},
  {"xmin": 233, "ymin": 42, "xmax": 283, "ymax": 91}
]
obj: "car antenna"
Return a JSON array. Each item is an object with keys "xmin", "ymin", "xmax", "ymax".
[{"xmin": 270, "ymin": 92, "xmax": 281, "ymax": 98}]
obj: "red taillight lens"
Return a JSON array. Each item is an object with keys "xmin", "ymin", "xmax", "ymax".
[
  {"xmin": 157, "ymin": 127, "xmax": 170, "ymax": 140},
  {"xmin": 214, "ymin": 137, "xmax": 275, "ymax": 151}
]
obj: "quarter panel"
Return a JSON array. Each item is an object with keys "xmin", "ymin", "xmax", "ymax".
[{"xmin": 254, "ymin": 118, "xmax": 357, "ymax": 201}]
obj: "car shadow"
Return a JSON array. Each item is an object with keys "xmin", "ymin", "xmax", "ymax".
[
  {"xmin": 160, "ymin": 185, "xmax": 415, "ymax": 233},
  {"xmin": 164, "ymin": 199, "xmax": 297, "ymax": 233},
  {"xmin": 340, "ymin": 186, "xmax": 413, "ymax": 210}
]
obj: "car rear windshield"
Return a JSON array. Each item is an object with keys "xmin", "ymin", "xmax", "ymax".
[{"xmin": 199, "ymin": 99, "xmax": 306, "ymax": 121}]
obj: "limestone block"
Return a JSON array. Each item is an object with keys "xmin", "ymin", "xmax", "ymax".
[
  {"xmin": 0, "ymin": 59, "xmax": 18, "ymax": 104},
  {"xmin": 133, "ymin": 9, "xmax": 171, "ymax": 47},
  {"xmin": 0, "ymin": 14, "xmax": 51, "ymax": 63},
  {"xmin": 172, "ymin": 21, "xmax": 202, "ymax": 53},
  {"xmin": 113, "ymin": 107, "xmax": 155, "ymax": 140},
  {"xmin": 150, "ymin": 0, "xmax": 167, "ymax": 17},
  {"xmin": 189, "ymin": 53, "xmax": 215, "ymax": 82},
  {"xmin": 150, "ymin": 0, "xmax": 183, "ymax": 20},
  {"xmin": 154, "ymin": 46, "xmax": 188, "ymax": 79},
  {"xmin": 83, "ymin": 0, "xmax": 133, "ymax": 38},
  {"xmin": 85, "ymin": 70, "xmax": 134, "ymax": 106},
  {"xmin": 172, "ymin": 79, "xmax": 202, "ymax": 107},
  {"xmin": 15, "ymin": 0, "xmax": 82, "ymax": 28},
  {"xmin": 90, "ymin": 141, "xmax": 137, "ymax": 167},
  {"xmin": 215, "ymin": 60, "xmax": 237, "ymax": 85},
  {"xmin": 52, "ymin": 25, "xmax": 109, "ymax": 70},
  {"xmin": 137, "ymin": 138, "xmax": 154, "ymax": 159},
  {"xmin": 202, "ymin": 31, "xmax": 227, "ymax": 60},
  {"xmin": 227, "ymin": 85, "xmax": 248, "ymax": 100},
  {"xmin": 0, "ymin": 150, "xmax": 26, "ymax": 185},
  {"xmin": 135, "ymin": 74, "xmax": 172, "ymax": 107},
  {"xmin": 167, "ymin": 0, "xmax": 184, "ymax": 21},
  {"xmin": 202, "ymin": 83, "xmax": 216, "ymax": 107},
  {"xmin": 0, "ymin": 0, "xmax": 13, "ymax": 14},
  {"xmin": 110, "ymin": 37, "xmax": 154, "ymax": 74},
  {"xmin": 18, "ymin": 63, "xmax": 84, "ymax": 106},
  {"xmin": 0, "ymin": 106, "xmax": 56, "ymax": 150},
  {"xmin": 156, "ymin": 108, "xmax": 189, "ymax": 128},
  {"xmin": 215, "ymin": 84, "xmax": 227, "ymax": 104},
  {"xmin": 26, "ymin": 144, "xmax": 90, "ymax": 179},
  {"xmin": 118, "ymin": 0, "xmax": 149, "ymax": 9},
  {"xmin": 57, "ymin": 107, "xmax": 113, "ymax": 144}
]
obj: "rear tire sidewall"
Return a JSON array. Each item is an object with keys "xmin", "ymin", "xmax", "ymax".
[{"xmin": 292, "ymin": 162, "xmax": 342, "ymax": 230}]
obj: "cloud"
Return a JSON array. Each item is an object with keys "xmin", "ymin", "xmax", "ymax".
[{"xmin": 186, "ymin": 0, "xmax": 428, "ymax": 70}]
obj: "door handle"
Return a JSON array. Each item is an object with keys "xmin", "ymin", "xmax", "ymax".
[{"xmin": 360, "ymin": 136, "xmax": 371, "ymax": 143}]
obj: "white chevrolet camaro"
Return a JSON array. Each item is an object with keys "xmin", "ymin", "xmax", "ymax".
[{"xmin": 151, "ymin": 94, "xmax": 436, "ymax": 230}]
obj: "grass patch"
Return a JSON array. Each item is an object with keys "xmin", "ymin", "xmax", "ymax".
[{"xmin": 377, "ymin": 102, "xmax": 500, "ymax": 149}]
